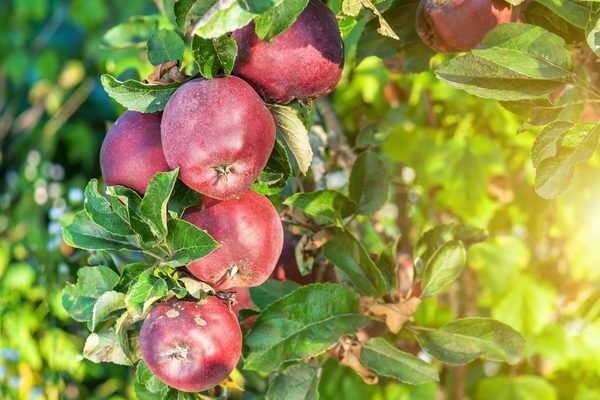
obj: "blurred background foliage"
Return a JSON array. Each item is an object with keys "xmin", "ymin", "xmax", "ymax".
[{"xmin": 1, "ymin": 0, "xmax": 600, "ymax": 399}]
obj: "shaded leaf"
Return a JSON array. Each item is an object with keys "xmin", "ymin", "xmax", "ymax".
[
  {"xmin": 101, "ymin": 74, "xmax": 181, "ymax": 113},
  {"xmin": 250, "ymin": 279, "xmax": 301, "ymax": 310},
  {"xmin": 349, "ymin": 151, "xmax": 389, "ymax": 215},
  {"xmin": 267, "ymin": 363, "xmax": 321, "ymax": 400},
  {"xmin": 284, "ymin": 190, "xmax": 356, "ymax": 226},
  {"xmin": 268, "ymin": 104, "xmax": 313, "ymax": 174}
]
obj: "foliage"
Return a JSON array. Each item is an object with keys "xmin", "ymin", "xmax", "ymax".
[{"xmin": 2, "ymin": 0, "xmax": 600, "ymax": 399}]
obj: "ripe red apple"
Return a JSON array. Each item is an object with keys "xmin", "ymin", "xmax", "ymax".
[
  {"xmin": 416, "ymin": 0, "xmax": 515, "ymax": 53},
  {"xmin": 184, "ymin": 190, "xmax": 284, "ymax": 290},
  {"xmin": 139, "ymin": 298, "xmax": 242, "ymax": 392},
  {"xmin": 100, "ymin": 111, "xmax": 170, "ymax": 194},
  {"xmin": 231, "ymin": 287, "xmax": 257, "ymax": 315},
  {"xmin": 160, "ymin": 76, "xmax": 275, "ymax": 200},
  {"xmin": 232, "ymin": 0, "xmax": 344, "ymax": 104}
]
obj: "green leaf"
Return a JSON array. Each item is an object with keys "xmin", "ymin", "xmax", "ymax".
[
  {"xmin": 476, "ymin": 376, "xmax": 557, "ymax": 400},
  {"xmin": 62, "ymin": 266, "xmax": 120, "ymax": 322},
  {"xmin": 349, "ymin": 151, "xmax": 389, "ymax": 215},
  {"xmin": 88, "ymin": 291, "xmax": 126, "ymax": 331},
  {"xmin": 136, "ymin": 360, "xmax": 169, "ymax": 396},
  {"xmin": 146, "ymin": 29, "xmax": 186, "ymax": 65},
  {"xmin": 284, "ymin": 190, "xmax": 356, "ymax": 226},
  {"xmin": 254, "ymin": 0, "xmax": 309, "ymax": 41},
  {"xmin": 139, "ymin": 170, "xmax": 179, "ymax": 240},
  {"xmin": 244, "ymin": 283, "xmax": 369, "ymax": 372},
  {"xmin": 63, "ymin": 211, "xmax": 138, "ymax": 251},
  {"xmin": 414, "ymin": 223, "xmax": 487, "ymax": 274},
  {"xmin": 360, "ymin": 337, "xmax": 438, "ymax": 384},
  {"xmin": 174, "ymin": 0, "xmax": 215, "ymax": 31},
  {"xmin": 126, "ymin": 273, "xmax": 168, "ymax": 319},
  {"xmin": 376, "ymin": 236, "xmax": 400, "ymax": 293},
  {"xmin": 102, "ymin": 16, "xmax": 159, "ymax": 49},
  {"xmin": 101, "ymin": 74, "xmax": 181, "ymax": 113},
  {"xmin": 420, "ymin": 240, "xmax": 467, "ymax": 297},
  {"xmin": 164, "ymin": 219, "xmax": 218, "ymax": 267},
  {"xmin": 84, "ymin": 329, "xmax": 131, "ymax": 366},
  {"xmin": 84, "ymin": 179, "xmax": 132, "ymax": 236},
  {"xmin": 192, "ymin": 35, "xmax": 238, "ymax": 79},
  {"xmin": 191, "ymin": 0, "xmax": 283, "ymax": 39},
  {"xmin": 436, "ymin": 24, "xmax": 572, "ymax": 100},
  {"xmin": 533, "ymin": 122, "xmax": 600, "ymax": 199},
  {"xmin": 106, "ymin": 185, "xmax": 156, "ymax": 243},
  {"xmin": 267, "ymin": 363, "xmax": 321, "ymax": 400},
  {"xmin": 416, "ymin": 318, "xmax": 525, "ymax": 365},
  {"xmin": 535, "ymin": 0, "xmax": 589, "ymax": 29},
  {"xmin": 168, "ymin": 179, "xmax": 202, "ymax": 218},
  {"xmin": 250, "ymin": 279, "xmax": 300, "ymax": 310},
  {"xmin": 268, "ymin": 104, "xmax": 313, "ymax": 174},
  {"xmin": 252, "ymin": 138, "xmax": 292, "ymax": 195},
  {"xmin": 322, "ymin": 229, "xmax": 387, "ymax": 296}
]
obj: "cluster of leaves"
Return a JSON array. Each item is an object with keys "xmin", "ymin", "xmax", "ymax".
[{"xmin": 355, "ymin": 1, "xmax": 600, "ymax": 199}]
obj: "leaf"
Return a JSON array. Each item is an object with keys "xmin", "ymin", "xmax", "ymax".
[
  {"xmin": 359, "ymin": 337, "xmax": 438, "ymax": 384},
  {"xmin": 360, "ymin": 0, "xmax": 399, "ymax": 40},
  {"xmin": 534, "ymin": 122, "xmax": 600, "ymax": 199},
  {"xmin": 136, "ymin": 360, "xmax": 169, "ymax": 396},
  {"xmin": 107, "ymin": 185, "xmax": 157, "ymax": 243},
  {"xmin": 126, "ymin": 273, "xmax": 168, "ymax": 319},
  {"xmin": 535, "ymin": 0, "xmax": 589, "ymax": 29},
  {"xmin": 416, "ymin": 318, "xmax": 525, "ymax": 365},
  {"xmin": 436, "ymin": 24, "xmax": 573, "ymax": 101},
  {"xmin": 62, "ymin": 266, "xmax": 120, "ymax": 322},
  {"xmin": 101, "ymin": 74, "xmax": 181, "ymax": 113},
  {"xmin": 420, "ymin": 241, "xmax": 467, "ymax": 297},
  {"xmin": 102, "ymin": 16, "xmax": 159, "ymax": 49},
  {"xmin": 254, "ymin": 0, "xmax": 309, "ymax": 41},
  {"xmin": 250, "ymin": 279, "xmax": 301, "ymax": 310},
  {"xmin": 63, "ymin": 211, "xmax": 138, "ymax": 251},
  {"xmin": 146, "ymin": 29, "xmax": 186, "ymax": 65},
  {"xmin": 84, "ymin": 179, "xmax": 132, "ymax": 236},
  {"xmin": 168, "ymin": 179, "xmax": 202, "ymax": 218},
  {"xmin": 349, "ymin": 151, "xmax": 389, "ymax": 215},
  {"xmin": 268, "ymin": 104, "xmax": 313, "ymax": 174},
  {"xmin": 174, "ymin": 0, "xmax": 215, "ymax": 31},
  {"xmin": 164, "ymin": 219, "xmax": 218, "ymax": 267},
  {"xmin": 476, "ymin": 376, "xmax": 557, "ymax": 400},
  {"xmin": 414, "ymin": 223, "xmax": 487, "ymax": 274},
  {"xmin": 267, "ymin": 363, "xmax": 321, "ymax": 400},
  {"xmin": 252, "ymin": 138, "xmax": 292, "ymax": 195},
  {"xmin": 284, "ymin": 190, "xmax": 356, "ymax": 226},
  {"xmin": 139, "ymin": 170, "xmax": 179, "ymax": 240},
  {"xmin": 192, "ymin": 34, "xmax": 238, "ymax": 78},
  {"xmin": 191, "ymin": 0, "xmax": 277, "ymax": 39},
  {"xmin": 89, "ymin": 291, "xmax": 126, "ymax": 332},
  {"xmin": 244, "ymin": 283, "xmax": 369, "ymax": 372},
  {"xmin": 376, "ymin": 236, "xmax": 400, "ymax": 294},
  {"xmin": 84, "ymin": 329, "xmax": 131, "ymax": 366},
  {"xmin": 322, "ymin": 229, "xmax": 387, "ymax": 296}
]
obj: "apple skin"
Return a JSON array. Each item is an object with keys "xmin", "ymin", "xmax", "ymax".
[
  {"xmin": 100, "ymin": 111, "xmax": 170, "ymax": 194},
  {"xmin": 160, "ymin": 76, "xmax": 275, "ymax": 200},
  {"xmin": 184, "ymin": 190, "xmax": 284, "ymax": 290},
  {"xmin": 139, "ymin": 298, "xmax": 242, "ymax": 393},
  {"xmin": 231, "ymin": 287, "xmax": 257, "ymax": 315},
  {"xmin": 232, "ymin": 0, "xmax": 344, "ymax": 104},
  {"xmin": 416, "ymin": 0, "xmax": 515, "ymax": 53}
]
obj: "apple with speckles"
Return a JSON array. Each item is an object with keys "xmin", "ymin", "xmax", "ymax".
[
  {"xmin": 100, "ymin": 111, "xmax": 170, "ymax": 194},
  {"xmin": 232, "ymin": 0, "xmax": 344, "ymax": 104},
  {"xmin": 184, "ymin": 190, "xmax": 283, "ymax": 290},
  {"xmin": 139, "ymin": 298, "xmax": 242, "ymax": 392},
  {"xmin": 161, "ymin": 76, "xmax": 275, "ymax": 200}
]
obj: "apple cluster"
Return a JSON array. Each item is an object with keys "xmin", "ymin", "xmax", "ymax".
[{"xmin": 99, "ymin": 0, "xmax": 343, "ymax": 393}]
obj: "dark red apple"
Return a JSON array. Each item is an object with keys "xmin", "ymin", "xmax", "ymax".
[
  {"xmin": 232, "ymin": 0, "xmax": 344, "ymax": 104},
  {"xmin": 160, "ymin": 76, "xmax": 275, "ymax": 200},
  {"xmin": 271, "ymin": 231, "xmax": 313, "ymax": 285},
  {"xmin": 184, "ymin": 190, "xmax": 283, "ymax": 290},
  {"xmin": 416, "ymin": 0, "xmax": 515, "ymax": 53},
  {"xmin": 139, "ymin": 298, "xmax": 242, "ymax": 392},
  {"xmin": 100, "ymin": 111, "xmax": 170, "ymax": 194}
]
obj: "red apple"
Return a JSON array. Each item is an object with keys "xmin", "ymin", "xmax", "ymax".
[
  {"xmin": 232, "ymin": 0, "xmax": 344, "ymax": 104},
  {"xmin": 231, "ymin": 287, "xmax": 257, "ymax": 315},
  {"xmin": 139, "ymin": 298, "xmax": 242, "ymax": 392},
  {"xmin": 416, "ymin": 0, "xmax": 515, "ymax": 53},
  {"xmin": 160, "ymin": 76, "xmax": 275, "ymax": 200},
  {"xmin": 100, "ymin": 111, "xmax": 170, "ymax": 194},
  {"xmin": 184, "ymin": 190, "xmax": 284, "ymax": 290}
]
